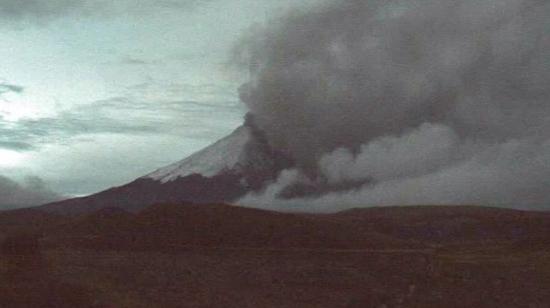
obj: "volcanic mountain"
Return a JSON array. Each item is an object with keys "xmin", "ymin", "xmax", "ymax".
[{"xmin": 40, "ymin": 117, "xmax": 293, "ymax": 215}]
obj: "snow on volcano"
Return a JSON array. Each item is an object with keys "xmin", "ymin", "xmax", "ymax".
[
  {"xmin": 39, "ymin": 117, "xmax": 293, "ymax": 215},
  {"xmin": 146, "ymin": 125, "xmax": 252, "ymax": 183}
]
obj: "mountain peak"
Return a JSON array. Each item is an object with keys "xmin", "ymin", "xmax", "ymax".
[
  {"xmin": 145, "ymin": 125, "xmax": 253, "ymax": 183},
  {"xmin": 39, "ymin": 117, "xmax": 293, "ymax": 215}
]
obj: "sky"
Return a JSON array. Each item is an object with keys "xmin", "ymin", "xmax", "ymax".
[{"xmin": 0, "ymin": 0, "xmax": 323, "ymax": 207}]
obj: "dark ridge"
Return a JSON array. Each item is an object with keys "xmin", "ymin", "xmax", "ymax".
[
  {"xmin": 9, "ymin": 203, "xmax": 542, "ymax": 254},
  {"xmin": 38, "ymin": 173, "xmax": 248, "ymax": 216},
  {"xmin": 3, "ymin": 203, "xmax": 550, "ymax": 307},
  {"xmin": 0, "ymin": 208, "xmax": 66, "ymax": 235},
  {"xmin": 43, "ymin": 202, "xmax": 420, "ymax": 252},
  {"xmin": 331, "ymin": 205, "xmax": 550, "ymax": 244}
]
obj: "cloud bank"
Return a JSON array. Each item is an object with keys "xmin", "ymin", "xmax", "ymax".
[
  {"xmin": 237, "ymin": 0, "xmax": 550, "ymax": 211},
  {"xmin": 0, "ymin": 0, "xmax": 211, "ymax": 22},
  {"xmin": 0, "ymin": 89, "xmax": 243, "ymax": 154},
  {"xmin": 0, "ymin": 175, "xmax": 61, "ymax": 210},
  {"xmin": 0, "ymin": 81, "xmax": 24, "ymax": 99}
]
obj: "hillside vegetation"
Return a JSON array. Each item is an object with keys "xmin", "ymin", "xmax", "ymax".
[{"xmin": 1, "ymin": 204, "xmax": 549, "ymax": 307}]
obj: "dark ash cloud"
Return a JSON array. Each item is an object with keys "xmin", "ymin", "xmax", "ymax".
[
  {"xmin": 237, "ymin": 0, "xmax": 550, "ymax": 210},
  {"xmin": 0, "ymin": 175, "xmax": 62, "ymax": 210}
]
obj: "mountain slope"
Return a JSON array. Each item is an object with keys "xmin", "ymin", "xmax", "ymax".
[
  {"xmin": 40, "ymin": 120, "xmax": 292, "ymax": 215},
  {"xmin": 43, "ymin": 203, "xmax": 423, "ymax": 251},
  {"xmin": 3, "ymin": 204, "xmax": 550, "ymax": 308},
  {"xmin": 8, "ymin": 203, "xmax": 550, "ymax": 251},
  {"xmin": 145, "ymin": 125, "xmax": 252, "ymax": 183}
]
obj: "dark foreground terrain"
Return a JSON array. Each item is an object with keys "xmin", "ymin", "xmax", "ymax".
[{"xmin": 1, "ymin": 204, "xmax": 550, "ymax": 307}]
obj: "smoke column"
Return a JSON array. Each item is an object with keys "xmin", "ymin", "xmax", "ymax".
[{"xmin": 236, "ymin": 0, "xmax": 550, "ymax": 211}]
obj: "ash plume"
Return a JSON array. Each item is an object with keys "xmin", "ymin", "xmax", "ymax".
[{"xmin": 236, "ymin": 0, "xmax": 550, "ymax": 210}]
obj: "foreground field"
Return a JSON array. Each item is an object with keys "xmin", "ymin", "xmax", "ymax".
[{"xmin": 1, "ymin": 204, "xmax": 550, "ymax": 307}]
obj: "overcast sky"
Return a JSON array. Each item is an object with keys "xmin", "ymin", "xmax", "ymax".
[{"xmin": 0, "ymin": 0, "xmax": 323, "ymax": 204}]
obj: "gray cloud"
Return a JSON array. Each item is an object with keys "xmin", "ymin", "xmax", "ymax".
[
  {"xmin": 0, "ymin": 100, "xmax": 163, "ymax": 151},
  {"xmin": 0, "ymin": 83, "xmax": 243, "ymax": 152},
  {"xmin": 0, "ymin": 81, "xmax": 24, "ymax": 99},
  {"xmin": 319, "ymin": 123, "xmax": 460, "ymax": 184},
  {"xmin": 0, "ymin": 175, "xmax": 61, "ymax": 210},
  {"xmin": 0, "ymin": 0, "xmax": 212, "ymax": 22},
  {"xmin": 0, "ymin": 140, "xmax": 35, "ymax": 151},
  {"xmin": 236, "ymin": 0, "xmax": 550, "ymax": 210},
  {"xmin": 120, "ymin": 57, "xmax": 151, "ymax": 66},
  {"xmin": 241, "ymin": 128, "xmax": 550, "ymax": 212}
]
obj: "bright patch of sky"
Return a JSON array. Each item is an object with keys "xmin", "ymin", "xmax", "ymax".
[{"xmin": 0, "ymin": 0, "xmax": 325, "ymax": 197}]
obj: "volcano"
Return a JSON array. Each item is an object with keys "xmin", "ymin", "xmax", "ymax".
[{"xmin": 40, "ymin": 117, "xmax": 293, "ymax": 215}]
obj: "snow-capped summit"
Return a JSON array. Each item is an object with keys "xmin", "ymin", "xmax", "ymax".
[
  {"xmin": 145, "ymin": 114, "xmax": 293, "ymax": 187},
  {"xmin": 39, "ymin": 116, "xmax": 293, "ymax": 215}
]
